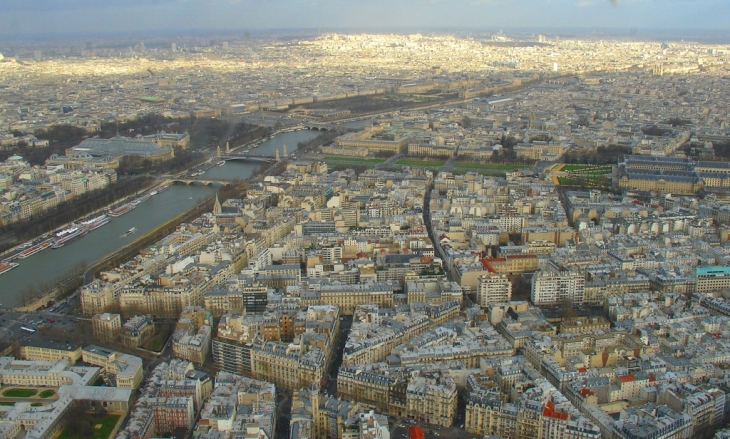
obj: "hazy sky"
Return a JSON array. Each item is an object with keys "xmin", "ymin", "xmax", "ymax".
[{"xmin": 1, "ymin": 0, "xmax": 728, "ymax": 37}]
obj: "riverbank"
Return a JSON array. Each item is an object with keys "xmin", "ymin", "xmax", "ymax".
[
  {"xmin": 12, "ymin": 193, "xmax": 216, "ymax": 313},
  {"xmin": 85, "ymin": 195, "xmax": 216, "ymax": 283},
  {"xmin": 0, "ymin": 176, "xmax": 155, "ymax": 259}
]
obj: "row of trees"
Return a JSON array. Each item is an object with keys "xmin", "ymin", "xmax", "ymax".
[
  {"xmin": 98, "ymin": 114, "xmax": 272, "ymax": 152},
  {"xmin": 711, "ymin": 140, "xmax": 730, "ymax": 159},
  {"xmin": 0, "ymin": 176, "xmax": 154, "ymax": 253},
  {"xmin": 0, "ymin": 125, "xmax": 89, "ymax": 165},
  {"xmin": 118, "ymin": 152, "xmax": 205, "ymax": 176},
  {"xmin": 296, "ymin": 131, "xmax": 341, "ymax": 153},
  {"xmin": 295, "ymin": 93, "xmax": 453, "ymax": 115},
  {"xmin": 2, "ymin": 114, "xmax": 272, "ymax": 168},
  {"xmin": 563, "ymin": 145, "xmax": 631, "ymax": 165},
  {"xmin": 17, "ymin": 262, "xmax": 87, "ymax": 307}
]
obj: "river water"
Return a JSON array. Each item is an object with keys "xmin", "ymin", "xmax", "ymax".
[{"xmin": 0, "ymin": 128, "xmax": 327, "ymax": 308}]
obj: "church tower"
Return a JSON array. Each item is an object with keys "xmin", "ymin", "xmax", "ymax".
[{"xmin": 213, "ymin": 192, "xmax": 222, "ymax": 215}]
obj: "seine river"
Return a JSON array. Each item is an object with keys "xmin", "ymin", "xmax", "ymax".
[{"xmin": 0, "ymin": 124, "xmax": 365, "ymax": 308}]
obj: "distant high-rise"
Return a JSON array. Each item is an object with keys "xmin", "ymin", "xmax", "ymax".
[
  {"xmin": 538, "ymin": 34, "xmax": 546, "ymax": 43},
  {"xmin": 33, "ymin": 50, "xmax": 42, "ymax": 62},
  {"xmin": 139, "ymin": 41, "xmax": 145, "ymax": 52},
  {"xmin": 171, "ymin": 43, "xmax": 177, "ymax": 52},
  {"xmin": 85, "ymin": 41, "xmax": 92, "ymax": 51},
  {"xmin": 222, "ymin": 41, "xmax": 229, "ymax": 49}
]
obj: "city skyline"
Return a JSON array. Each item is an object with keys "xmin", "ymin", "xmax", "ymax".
[
  {"xmin": 3, "ymin": 0, "xmax": 730, "ymax": 436},
  {"xmin": 1, "ymin": 0, "xmax": 729, "ymax": 38}
]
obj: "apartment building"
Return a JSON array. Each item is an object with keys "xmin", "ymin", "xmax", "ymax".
[
  {"xmin": 291, "ymin": 385, "xmax": 391, "ymax": 439},
  {"xmin": 531, "ymin": 270, "xmax": 586, "ymax": 305},
  {"xmin": 406, "ymin": 376, "xmax": 458, "ymax": 427},
  {"xmin": 300, "ymin": 280, "xmax": 394, "ymax": 314},
  {"xmin": 613, "ymin": 403, "xmax": 692, "ymax": 439},
  {"xmin": 172, "ymin": 307, "xmax": 212, "ymax": 365},
  {"xmin": 204, "ymin": 275, "xmax": 270, "ymax": 317},
  {"xmin": 477, "ymin": 274, "xmax": 513, "ymax": 308},
  {"xmin": 696, "ymin": 266, "xmax": 730, "ymax": 293},
  {"xmin": 121, "ymin": 315, "xmax": 155, "ymax": 348},
  {"xmin": 91, "ymin": 312, "xmax": 121, "ymax": 342}
]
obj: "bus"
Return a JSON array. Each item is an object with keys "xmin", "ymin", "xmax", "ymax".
[{"xmin": 20, "ymin": 327, "xmax": 36, "ymax": 333}]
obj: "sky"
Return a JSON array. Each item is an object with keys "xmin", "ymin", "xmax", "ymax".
[{"xmin": 0, "ymin": 0, "xmax": 728, "ymax": 38}]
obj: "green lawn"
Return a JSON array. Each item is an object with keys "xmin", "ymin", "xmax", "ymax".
[
  {"xmin": 39, "ymin": 390, "xmax": 55, "ymax": 398},
  {"xmin": 2, "ymin": 389, "xmax": 37, "ymax": 398},
  {"xmin": 396, "ymin": 159, "xmax": 445, "ymax": 167},
  {"xmin": 566, "ymin": 169, "xmax": 612, "ymax": 176},
  {"xmin": 562, "ymin": 164, "xmax": 612, "ymax": 173},
  {"xmin": 0, "ymin": 402, "xmax": 14, "ymax": 406},
  {"xmin": 149, "ymin": 338, "xmax": 163, "ymax": 351},
  {"xmin": 58, "ymin": 414, "xmax": 121, "ymax": 439},
  {"xmin": 145, "ymin": 333, "xmax": 167, "ymax": 352},
  {"xmin": 456, "ymin": 162, "xmax": 526, "ymax": 170},
  {"xmin": 324, "ymin": 156, "xmax": 386, "ymax": 164},
  {"xmin": 31, "ymin": 402, "xmax": 43, "ymax": 407}
]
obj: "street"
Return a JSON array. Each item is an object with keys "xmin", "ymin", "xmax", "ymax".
[{"xmin": 324, "ymin": 315, "xmax": 353, "ymax": 397}]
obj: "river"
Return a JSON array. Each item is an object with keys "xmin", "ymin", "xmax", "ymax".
[{"xmin": 0, "ymin": 128, "xmax": 325, "ymax": 308}]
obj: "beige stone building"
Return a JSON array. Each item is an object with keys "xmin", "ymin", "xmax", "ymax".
[
  {"xmin": 81, "ymin": 345, "xmax": 144, "ymax": 389},
  {"xmin": 559, "ymin": 316, "xmax": 610, "ymax": 334},
  {"xmin": 406, "ymin": 376, "xmax": 458, "ymax": 427},
  {"xmin": 300, "ymin": 280, "xmax": 394, "ymax": 315},
  {"xmin": 92, "ymin": 312, "xmax": 121, "ymax": 342},
  {"xmin": 121, "ymin": 315, "xmax": 155, "ymax": 348},
  {"xmin": 172, "ymin": 307, "xmax": 213, "ymax": 365},
  {"xmin": 18, "ymin": 341, "xmax": 82, "ymax": 364},
  {"xmin": 407, "ymin": 143, "xmax": 456, "ymax": 157}
]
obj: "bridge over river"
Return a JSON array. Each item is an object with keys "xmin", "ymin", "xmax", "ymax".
[
  {"xmin": 166, "ymin": 178, "xmax": 234, "ymax": 186},
  {"xmin": 221, "ymin": 153, "xmax": 276, "ymax": 162}
]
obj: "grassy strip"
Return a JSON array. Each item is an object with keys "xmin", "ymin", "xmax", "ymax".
[
  {"xmin": 562, "ymin": 164, "xmax": 612, "ymax": 172},
  {"xmin": 456, "ymin": 162, "xmax": 525, "ymax": 170},
  {"xmin": 566, "ymin": 170, "xmax": 612, "ymax": 176}
]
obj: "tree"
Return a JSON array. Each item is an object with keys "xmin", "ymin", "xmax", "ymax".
[
  {"xmin": 499, "ymin": 134, "xmax": 517, "ymax": 149},
  {"xmin": 66, "ymin": 405, "xmax": 94, "ymax": 439}
]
